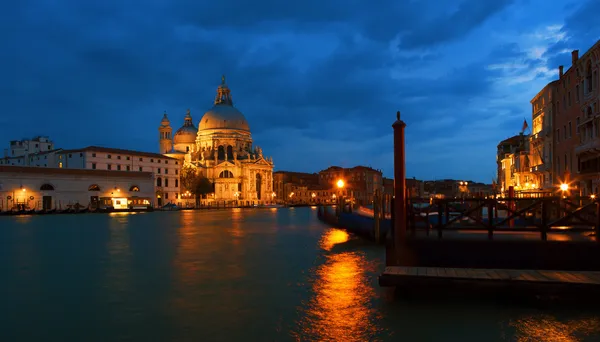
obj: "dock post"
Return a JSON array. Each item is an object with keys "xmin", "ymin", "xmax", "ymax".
[
  {"xmin": 596, "ymin": 198, "xmax": 600, "ymax": 242},
  {"xmin": 374, "ymin": 190, "xmax": 380, "ymax": 243},
  {"xmin": 392, "ymin": 111, "xmax": 407, "ymax": 264},
  {"xmin": 508, "ymin": 186, "xmax": 515, "ymax": 227}
]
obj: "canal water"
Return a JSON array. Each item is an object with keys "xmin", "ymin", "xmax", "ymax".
[{"xmin": 2, "ymin": 207, "xmax": 600, "ymax": 341}]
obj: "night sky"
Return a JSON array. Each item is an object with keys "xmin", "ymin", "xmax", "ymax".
[{"xmin": 3, "ymin": 0, "xmax": 599, "ymax": 182}]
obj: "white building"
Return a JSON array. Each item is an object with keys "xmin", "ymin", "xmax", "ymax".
[
  {"xmin": 0, "ymin": 136, "xmax": 61, "ymax": 167},
  {"xmin": 53, "ymin": 146, "xmax": 182, "ymax": 207},
  {"xmin": 0, "ymin": 165, "xmax": 154, "ymax": 212},
  {"xmin": 159, "ymin": 76, "xmax": 275, "ymax": 205}
]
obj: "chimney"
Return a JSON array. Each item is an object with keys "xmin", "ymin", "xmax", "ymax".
[
  {"xmin": 572, "ymin": 50, "xmax": 579, "ymax": 65},
  {"xmin": 559, "ymin": 65, "xmax": 564, "ymax": 78}
]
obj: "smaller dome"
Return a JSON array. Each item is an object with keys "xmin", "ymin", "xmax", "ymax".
[
  {"xmin": 174, "ymin": 125, "xmax": 198, "ymax": 143},
  {"xmin": 174, "ymin": 109, "xmax": 198, "ymax": 144}
]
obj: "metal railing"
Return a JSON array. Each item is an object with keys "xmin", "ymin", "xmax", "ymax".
[{"xmin": 403, "ymin": 197, "xmax": 600, "ymax": 241}]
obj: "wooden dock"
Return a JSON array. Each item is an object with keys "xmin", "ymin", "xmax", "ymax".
[{"xmin": 379, "ymin": 266, "xmax": 600, "ymax": 292}]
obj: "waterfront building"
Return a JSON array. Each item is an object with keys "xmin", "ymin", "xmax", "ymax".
[
  {"xmin": 573, "ymin": 41, "xmax": 600, "ymax": 195},
  {"xmin": 554, "ymin": 50, "xmax": 584, "ymax": 190},
  {"xmin": 0, "ymin": 166, "xmax": 153, "ymax": 212},
  {"xmin": 497, "ymin": 135, "xmax": 524, "ymax": 194},
  {"xmin": 158, "ymin": 76, "xmax": 275, "ymax": 205},
  {"xmin": 498, "ymin": 134, "xmax": 534, "ymax": 195},
  {"xmin": 529, "ymin": 81, "xmax": 557, "ymax": 191},
  {"xmin": 273, "ymin": 171, "xmax": 320, "ymax": 200},
  {"xmin": 318, "ymin": 166, "xmax": 383, "ymax": 205},
  {"xmin": 53, "ymin": 146, "xmax": 181, "ymax": 207}
]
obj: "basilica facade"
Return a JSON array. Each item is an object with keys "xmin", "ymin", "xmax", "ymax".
[{"xmin": 158, "ymin": 76, "xmax": 274, "ymax": 205}]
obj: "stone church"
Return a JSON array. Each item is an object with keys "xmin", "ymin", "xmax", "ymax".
[{"xmin": 158, "ymin": 76, "xmax": 274, "ymax": 205}]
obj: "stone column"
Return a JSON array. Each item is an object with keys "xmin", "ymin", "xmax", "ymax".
[{"xmin": 392, "ymin": 111, "xmax": 407, "ymax": 263}]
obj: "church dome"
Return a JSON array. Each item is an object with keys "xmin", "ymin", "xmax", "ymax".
[
  {"xmin": 174, "ymin": 109, "xmax": 198, "ymax": 144},
  {"xmin": 198, "ymin": 76, "xmax": 250, "ymax": 132}
]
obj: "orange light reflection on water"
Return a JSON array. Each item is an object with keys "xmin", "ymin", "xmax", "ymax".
[
  {"xmin": 296, "ymin": 229, "xmax": 379, "ymax": 341},
  {"xmin": 510, "ymin": 315, "xmax": 600, "ymax": 341}
]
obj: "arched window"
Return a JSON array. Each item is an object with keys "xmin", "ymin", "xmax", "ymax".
[
  {"xmin": 129, "ymin": 185, "xmax": 140, "ymax": 192},
  {"xmin": 219, "ymin": 170, "xmax": 234, "ymax": 178},
  {"xmin": 157, "ymin": 177, "xmax": 162, "ymax": 187},
  {"xmin": 88, "ymin": 184, "xmax": 101, "ymax": 191},
  {"xmin": 227, "ymin": 145, "xmax": 234, "ymax": 160},
  {"xmin": 256, "ymin": 173, "xmax": 262, "ymax": 200},
  {"xmin": 587, "ymin": 61, "xmax": 593, "ymax": 93},
  {"xmin": 218, "ymin": 146, "xmax": 225, "ymax": 160},
  {"xmin": 40, "ymin": 184, "xmax": 54, "ymax": 191}
]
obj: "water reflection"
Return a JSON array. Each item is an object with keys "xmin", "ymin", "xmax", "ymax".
[
  {"xmin": 296, "ymin": 228, "xmax": 380, "ymax": 341},
  {"xmin": 103, "ymin": 213, "xmax": 133, "ymax": 310},
  {"xmin": 509, "ymin": 315, "xmax": 600, "ymax": 341}
]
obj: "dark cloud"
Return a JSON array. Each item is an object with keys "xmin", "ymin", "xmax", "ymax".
[
  {"xmin": 2, "ymin": 0, "xmax": 582, "ymax": 182},
  {"xmin": 398, "ymin": 0, "xmax": 515, "ymax": 49},
  {"xmin": 544, "ymin": 0, "xmax": 600, "ymax": 69}
]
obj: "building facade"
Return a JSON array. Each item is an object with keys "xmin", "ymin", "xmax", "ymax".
[
  {"xmin": 554, "ymin": 50, "xmax": 583, "ymax": 189},
  {"xmin": 159, "ymin": 76, "xmax": 275, "ymax": 205},
  {"xmin": 573, "ymin": 41, "xmax": 600, "ymax": 195},
  {"xmin": 529, "ymin": 81, "xmax": 557, "ymax": 190},
  {"xmin": 496, "ymin": 133, "xmax": 536, "ymax": 195},
  {"xmin": 0, "ymin": 166, "xmax": 153, "ymax": 212},
  {"xmin": 54, "ymin": 146, "xmax": 181, "ymax": 207},
  {"xmin": 0, "ymin": 136, "xmax": 61, "ymax": 167},
  {"xmin": 318, "ymin": 166, "xmax": 383, "ymax": 205},
  {"xmin": 273, "ymin": 171, "xmax": 320, "ymax": 200}
]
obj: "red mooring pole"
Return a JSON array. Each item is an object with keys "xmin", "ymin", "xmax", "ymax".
[{"xmin": 393, "ymin": 111, "xmax": 407, "ymax": 264}]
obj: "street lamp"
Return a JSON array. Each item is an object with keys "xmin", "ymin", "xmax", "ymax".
[{"xmin": 560, "ymin": 183, "xmax": 569, "ymax": 191}]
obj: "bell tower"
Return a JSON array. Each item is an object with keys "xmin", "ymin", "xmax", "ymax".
[{"xmin": 159, "ymin": 111, "xmax": 173, "ymax": 153}]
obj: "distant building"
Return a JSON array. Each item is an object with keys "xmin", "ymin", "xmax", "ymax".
[
  {"xmin": 0, "ymin": 136, "xmax": 61, "ymax": 167},
  {"xmin": 0, "ymin": 166, "xmax": 154, "ymax": 212},
  {"xmin": 318, "ymin": 166, "xmax": 383, "ymax": 205},
  {"xmin": 497, "ymin": 133, "xmax": 534, "ymax": 195},
  {"xmin": 273, "ymin": 171, "xmax": 319, "ymax": 200}
]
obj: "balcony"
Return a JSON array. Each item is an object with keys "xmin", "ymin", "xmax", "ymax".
[
  {"xmin": 575, "ymin": 138, "xmax": 600, "ymax": 156},
  {"xmin": 529, "ymin": 163, "xmax": 550, "ymax": 173}
]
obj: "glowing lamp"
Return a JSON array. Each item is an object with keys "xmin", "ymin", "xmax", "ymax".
[
  {"xmin": 336, "ymin": 179, "xmax": 345, "ymax": 189},
  {"xmin": 560, "ymin": 183, "xmax": 569, "ymax": 191},
  {"xmin": 591, "ymin": 194, "xmax": 596, "ymax": 200}
]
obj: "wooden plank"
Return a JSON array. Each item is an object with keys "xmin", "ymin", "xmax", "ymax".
[
  {"xmin": 454, "ymin": 268, "xmax": 468, "ymax": 277},
  {"xmin": 383, "ymin": 267, "xmax": 600, "ymax": 285},
  {"xmin": 445, "ymin": 268, "xmax": 458, "ymax": 277}
]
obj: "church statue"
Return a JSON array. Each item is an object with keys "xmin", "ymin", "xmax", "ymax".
[
  {"xmin": 255, "ymin": 146, "xmax": 263, "ymax": 158},
  {"xmin": 200, "ymin": 151, "xmax": 205, "ymax": 162}
]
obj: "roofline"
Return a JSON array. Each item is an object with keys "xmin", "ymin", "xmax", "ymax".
[
  {"xmin": 530, "ymin": 80, "xmax": 559, "ymax": 104},
  {"xmin": 57, "ymin": 146, "xmax": 177, "ymax": 160},
  {"xmin": 0, "ymin": 165, "xmax": 154, "ymax": 178}
]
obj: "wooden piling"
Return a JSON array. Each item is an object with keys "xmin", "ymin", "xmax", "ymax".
[{"xmin": 393, "ymin": 111, "xmax": 407, "ymax": 264}]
